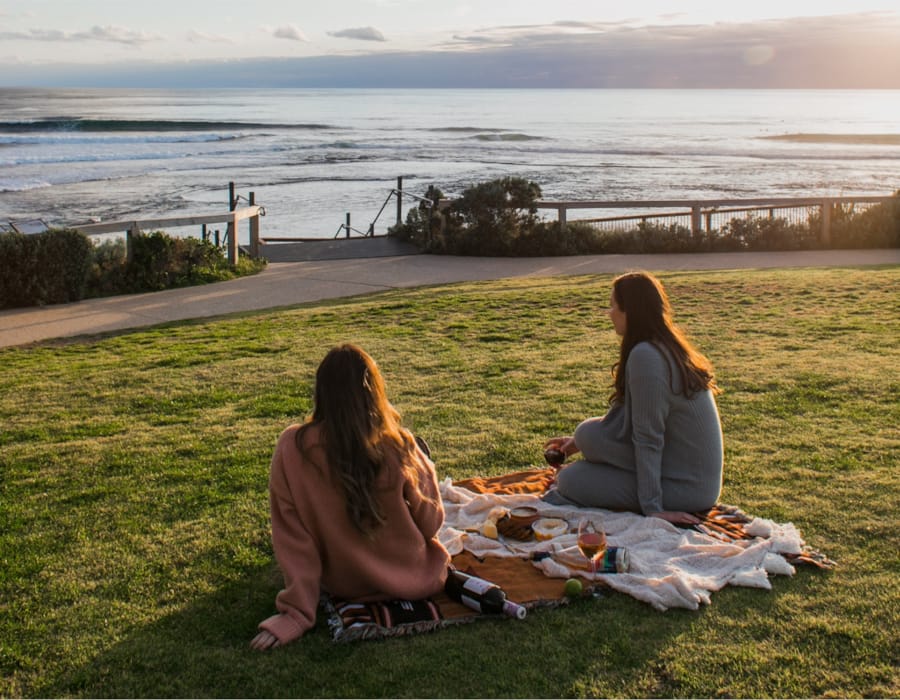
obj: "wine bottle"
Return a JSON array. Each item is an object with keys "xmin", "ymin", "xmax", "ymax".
[{"xmin": 444, "ymin": 569, "xmax": 527, "ymax": 619}]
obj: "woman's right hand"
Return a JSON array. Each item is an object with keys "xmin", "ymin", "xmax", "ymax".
[{"xmin": 544, "ymin": 436, "xmax": 577, "ymax": 457}]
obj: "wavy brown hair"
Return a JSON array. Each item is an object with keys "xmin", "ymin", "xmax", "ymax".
[
  {"xmin": 295, "ymin": 344, "xmax": 420, "ymax": 536},
  {"xmin": 610, "ymin": 272, "xmax": 719, "ymax": 404}
]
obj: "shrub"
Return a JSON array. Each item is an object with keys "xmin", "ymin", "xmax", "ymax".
[
  {"xmin": 0, "ymin": 232, "xmax": 38, "ymax": 308},
  {"xmin": 86, "ymin": 239, "xmax": 129, "ymax": 297},
  {"xmin": 442, "ymin": 177, "xmax": 542, "ymax": 256},
  {"xmin": 516, "ymin": 221, "xmax": 601, "ymax": 256},
  {"xmin": 116, "ymin": 231, "xmax": 260, "ymax": 293},
  {"xmin": 126, "ymin": 230, "xmax": 177, "ymax": 291},
  {"xmin": 716, "ymin": 216, "xmax": 816, "ymax": 252},
  {"xmin": 396, "ymin": 178, "xmax": 899, "ymax": 256},
  {"xmin": 36, "ymin": 229, "xmax": 95, "ymax": 304},
  {"xmin": 389, "ymin": 186, "xmax": 444, "ymax": 251},
  {"xmin": 823, "ymin": 196, "xmax": 900, "ymax": 249},
  {"xmin": 1, "ymin": 228, "xmax": 267, "ymax": 309},
  {"xmin": 0, "ymin": 228, "xmax": 93, "ymax": 309}
]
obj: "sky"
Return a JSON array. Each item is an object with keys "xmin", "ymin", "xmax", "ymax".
[{"xmin": 1, "ymin": 0, "xmax": 899, "ymax": 87}]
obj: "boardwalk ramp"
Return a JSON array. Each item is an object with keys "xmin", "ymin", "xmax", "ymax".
[{"xmin": 258, "ymin": 236, "xmax": 421, "ymax": 262}]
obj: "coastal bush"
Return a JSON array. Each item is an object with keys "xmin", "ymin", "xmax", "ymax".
[
  {"xmin": 86, "ymin": 239, "xmax": 129, "ymax": 297},
  {"xmin": 36, "ymin": 229, "xmax": 94, "ymax": 304},
  {"xmin": 389, "ymin": 186, "xmax": 444, "ymax": 250},
  {"xmin": 397, "ymin": 178, "xmax": 898, "ymax": 256},
  {"xmin": 126, "ymin": 230, "xmax": 176, "ymax": 291},
  {"xmin": 441, "ymin": 177, "xmax": 542, "ymax": 255},
  {"xmin": 0, "ymin": 228, "xmax": 93, "ymax": 309},
  {"xmin": 0, "ymin": 228, "xmax": 266, "ymax": 309},
  {"xmin": 92, "ymin": 230, "xmax": 267, "ymax": 295},
  {"xmin": 816, "ymin": 196, "xmax": 900, "ymax": 249},
  {"xmin": 516, "ymin": 221, "xmax": 602, "ymax": 256},
  {"xmin": 0, "ymin": 232, "xmax": 38, "ymax": 308},
  {"xmin": 716, "ymin": 216, "xmax": 816, "ymax": 251}
]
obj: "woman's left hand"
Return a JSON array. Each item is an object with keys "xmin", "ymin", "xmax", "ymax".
[
  {"xmin": 649, "ymin": 510, "xmax": 701, "ymax": 525},
  {"xmin": 250, "ymin": 630, "xmax": 281, "ymax": 651}
]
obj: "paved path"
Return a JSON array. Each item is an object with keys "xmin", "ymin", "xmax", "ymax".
[{"xmin": 1, "ymin": 249, "xmax": 897, "ymax": 348}]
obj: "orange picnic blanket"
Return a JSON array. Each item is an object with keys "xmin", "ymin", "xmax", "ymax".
[{"xmin": 325, "ymin": 468, "xmax": 833, "ymax": 642}]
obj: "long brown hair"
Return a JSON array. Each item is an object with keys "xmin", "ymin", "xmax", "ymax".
[
  {"xmin": 610, "ymin": 272, "xmax": 719, "ymax": 404},
  {"xmin": 295, "ymin": 344, "xmax": 418, "ymax": 536}
]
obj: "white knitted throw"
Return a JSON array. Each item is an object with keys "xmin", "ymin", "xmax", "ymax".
[{"xmin": 437, "ymin": 478, "xmax": 803, "ymax": 611}]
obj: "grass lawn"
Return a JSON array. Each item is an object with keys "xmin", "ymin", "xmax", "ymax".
[{"xmin": 1, "ymin": 266, "xmax": 898, "ymax": 698}]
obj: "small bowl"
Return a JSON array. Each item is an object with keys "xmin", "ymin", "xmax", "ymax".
[
  {"xmin": 497, "ymin": 506, "xmax": 540, "ymax": 540},
  {"xmin": 532, "ymin": 517, "xmax": 568, "ymax": 541},
  {"xmin": 507, "ymin": 506, "xmax": 539, "ymax": 524}
]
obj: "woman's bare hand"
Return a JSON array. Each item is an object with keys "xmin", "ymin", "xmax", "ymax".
[
  {"xmin": 250, "ymin": 630, "xmax": 281, "ymax": 651},
  {"xmin": 649, "ymin": 510, "xmax": 701, "ymax": 525},
  {"xmin": 544, "ymin": 436, "xmax": 577, "ymax": 457}
]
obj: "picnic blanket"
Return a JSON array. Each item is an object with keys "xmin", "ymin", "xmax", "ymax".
[{"xmin": 325, "ymin": 468, "xmax": 834, "ymax": 642}]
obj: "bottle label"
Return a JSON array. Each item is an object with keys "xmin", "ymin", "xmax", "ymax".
[{"xmin": 461, "ymin": 577, "xmax": 494, "ymax": 597}]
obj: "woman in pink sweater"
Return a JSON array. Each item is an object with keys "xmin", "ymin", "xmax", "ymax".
[{"xmin": 251, "ymin": 344, "xmax": 450, "ymax": 650}]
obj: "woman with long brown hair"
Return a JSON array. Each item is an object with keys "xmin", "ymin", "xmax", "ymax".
[
  {"xmin": 544, "ymin": 272, "xmax": 723, "ymax": 524},
  {"xmin": 251, "ymin": 344, "xmax": 449, "ymax": 650}
]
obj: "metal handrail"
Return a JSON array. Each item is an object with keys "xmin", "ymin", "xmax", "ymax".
[{"xmin": 335, "ymin": 183, "xmax": 437, "ymax": 239}]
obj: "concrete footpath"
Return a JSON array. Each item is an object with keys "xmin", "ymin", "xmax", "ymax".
[{"xmin": 1, "ymin": 248, "xmax": 897, "ymax": 348}]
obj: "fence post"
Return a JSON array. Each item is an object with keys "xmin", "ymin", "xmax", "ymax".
[
  {"xmin": 224, "ymin": 183, "xmax": 237, "ymax": 259},
  {"xmin": 249, "ymin": 192, "xmax": 260, "ymax": 258},
  {"xmin": 690, "ymin": 205, "xmax": 701, "ymax": 236},
  {"xmin": 557, "ymin": 206, "xmax": 567, "ymax": 231},
  {"xmin": 227, "ymin": 211, "xmax": 239, "ymax": 265},
  {"xmin": 820, "ymin": 199, "xmax": 832, "ymax": 246},
  {"xmin": 345, "ymin": 213, "xmax": 351, "ymax": 238},
  {"xmin": 396, "ymin": 176, "xmax": 403, "ymax": 227},
  {"xmin": 125, "ymin": 222, "xmax": 141, "ymax": 263}
]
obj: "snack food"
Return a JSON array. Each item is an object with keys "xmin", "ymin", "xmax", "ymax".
[{"xmin": 532, "ymin": 517, "xmax": 568, "ymax": 541}]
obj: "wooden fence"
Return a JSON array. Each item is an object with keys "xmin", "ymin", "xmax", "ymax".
[
  {"xmin": 531, "ymin": 195, "xmax": 896, "ymax": 246},
  {"xmin": 73, "ymin": 204, "xmax": 264, "ymax": 265},
  {"xmin": 69, "ymin": 190, "xmax": 895, "ymax": 260}
]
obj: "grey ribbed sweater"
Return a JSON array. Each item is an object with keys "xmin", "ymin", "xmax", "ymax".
[{"xmin": 552, "ymin": 341, "xmax": 723, "ymax": 514}]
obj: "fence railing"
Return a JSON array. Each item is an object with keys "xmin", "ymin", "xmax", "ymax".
[
  {"xmin": 531, "ymin": 196, "xmax": 896, "ymax": 245},
  {"xmin": 73, "ymin": 204, "xmax": 264, "ymax": 265}
]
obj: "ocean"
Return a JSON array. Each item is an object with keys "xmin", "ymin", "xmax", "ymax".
[{"xmin": 1, "ymin": 88, "xmax": 899, "ymax": 243}]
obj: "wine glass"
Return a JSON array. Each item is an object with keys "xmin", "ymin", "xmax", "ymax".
[
  {"xmin": 577, "ymin": 518, "xmax": 607, "ymax": 576},
  {"xmin": 543, "ymin": 446, "xmax": 565, "ymax": 486},
  {"xmin": 544, "ymin": 446, "xmax": 565, "ymax": 469}
]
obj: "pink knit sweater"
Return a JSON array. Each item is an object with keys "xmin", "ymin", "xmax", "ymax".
[{"xmin": 258, "ymin": 424, "xmax": 450, "ymax": 644}]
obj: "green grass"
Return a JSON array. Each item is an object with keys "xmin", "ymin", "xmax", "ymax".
[{"xmin": 1, "ymin": 266, "xmax": 898, "ymax": 698}]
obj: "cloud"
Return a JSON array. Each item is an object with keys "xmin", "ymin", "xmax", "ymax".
[
  {"xmin": 0, "ymin": 25, "xmax": 160, "ymax": 45},
  {"xmin": 450, "ymin": 34, "xmax": 496, "ymax": 46},
  {"xmin": 444, "ymin": 20, "xmax": 630, "ymax": 50},
  {"xmin": 186, "ymin": 30, "xmax": 234, "ymax": 44},
  {"xmin": 269, "ymin": 24, "xmax": 308, "ymax": 42},
  {"xmin": 5, "ymin": 12, "xmax": 899, "ymax": 89},
  {"xmin": 327, "ymin": 26, "xmax": 386, "ymax": 42}
]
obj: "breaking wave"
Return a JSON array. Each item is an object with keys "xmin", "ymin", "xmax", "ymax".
[{"xmin": 0, "ymin": 118, "xmax": 339, "ymax": 133}]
